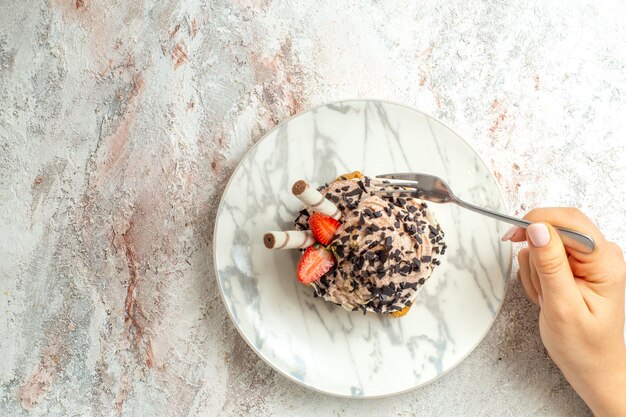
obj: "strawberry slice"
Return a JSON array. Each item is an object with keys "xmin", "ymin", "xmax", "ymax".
[
  {"xmin": 308, "ymin": 212, "xmax": 340, "ymax": 245},
  {"xmin": 297, "ymin": 246, "xmax": 336, "ymax": 284}
]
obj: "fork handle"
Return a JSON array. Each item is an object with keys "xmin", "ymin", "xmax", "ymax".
[{"xmin": 456, "ymin": 199, "xmax": 595, "ymax": 254}]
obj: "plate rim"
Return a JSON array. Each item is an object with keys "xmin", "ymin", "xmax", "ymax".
[{"xmin": 212, "ymin": 99, "xmax": 513, "ymax": 398}]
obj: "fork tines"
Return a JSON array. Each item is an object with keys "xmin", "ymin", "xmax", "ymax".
[{"xmin": 370, "ymin": 180, "xmax": 420, "ymax": 198}]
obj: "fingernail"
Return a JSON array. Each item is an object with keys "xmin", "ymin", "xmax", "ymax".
[
  {"xmin": 501, "ymin": 226, "xmax": 518, "ymax": 241},
  {"xmin": 527, "ymin": 223, "xmax": 550, "ymax": 248},
  {"xmin": 538, "ymin": 294, "xmax": 543, "ymax": 308}
]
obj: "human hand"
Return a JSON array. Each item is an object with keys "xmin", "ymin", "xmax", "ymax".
[{"xmin": 501, "ymin": 208, "xmax": 626, "ymax": 417}]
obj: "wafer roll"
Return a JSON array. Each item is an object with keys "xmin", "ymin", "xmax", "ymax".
[
  {"xmin": 263, "ymin": 230, "xmax": 315, "ymax": 250},
  {"xmin": 291, "ymin": 180, "xmax": 341, "ymax": 220}
]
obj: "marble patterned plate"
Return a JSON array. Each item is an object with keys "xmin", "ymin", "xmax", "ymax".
[{"xmin": 213, "ymin": 100, "xmax": 512, "ymax": 398}]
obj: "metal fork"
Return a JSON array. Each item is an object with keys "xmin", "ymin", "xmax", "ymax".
[{"xmin": 374, "ymin": 173, "xmax": 595, "ymax": 254}]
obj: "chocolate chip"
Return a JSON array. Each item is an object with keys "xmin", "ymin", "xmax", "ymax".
[
  {"xmin": 355, "ymin": 256, "xmax": 365, "ymax": 270},
  {"xmin": 412, "ymin": 259, "xmax": 421, "ymax": 270}
]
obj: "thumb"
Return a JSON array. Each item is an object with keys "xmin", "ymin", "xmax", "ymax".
[{"xmin": 527, "ymin": 223, "xmax": 583, "ymax": 310}]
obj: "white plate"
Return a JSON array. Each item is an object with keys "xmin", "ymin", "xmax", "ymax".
[{"xmin": 213, "ymin": 100, "xmax": 512, "ymax": 398}]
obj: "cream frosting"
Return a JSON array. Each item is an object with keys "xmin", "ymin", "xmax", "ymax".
[{"xmin": 295, "ymin": 176, "xmax": 446, "ymax": 314}]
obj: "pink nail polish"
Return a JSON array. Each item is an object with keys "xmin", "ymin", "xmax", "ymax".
[
  {"xmin": 501, "ymin": 226, "xmax": 517, "ymax": 241},
  {"xmin": 527, "ymin": 223, "xmax": 550, "ymax": 247}
]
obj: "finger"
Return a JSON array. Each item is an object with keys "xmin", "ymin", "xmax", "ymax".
[
  {"xmin": 523, "ymin": 207, "xmax": 606, "ymax": 258},
  {"xmin": 523, "ymin": 208, "xmax": 603, "ymax": 240},
  {"xmin": 518, "ymin": 248, "xmax": 538, "ymax": 304},
  {"xmin": 573, "ymin": 243, "xmax": 626, "ymax": 297},
  {"xmin": 568, "ymin": 242, "xmax": 625, "ymax": 288},
  {"xmin": 568, "ymin": 254, "xmax": 579, "ymax": 273},
  {"xmin": 529, "ymin": 258, "xmax": 542, "ymax": 301},
  {"xmin": 501, "ymin": 226, "xmax": 522, "ymax": 242},
  {"xmin": 567, "ymin": 254, "xmax": 590, "ymax": 278},
  {"xmin": 504, "ymin": 226, "xmax": 527, "ymax": 243},
  {"xmin": 527, "ymin": 222, "xmax": 585, "ymax": 313}
]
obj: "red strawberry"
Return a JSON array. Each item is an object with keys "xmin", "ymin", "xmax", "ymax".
[
  {"xmin": 309, "ymin": 212, "xmax": 340, "ymax": 245},
  {"xmin": 297, "ymin": 246, "xmax": 336, "ymax": 285}
]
